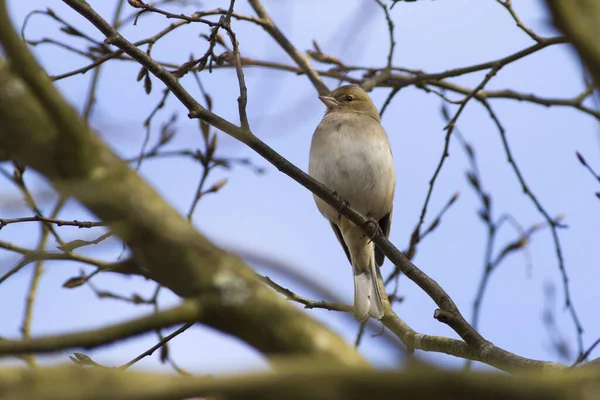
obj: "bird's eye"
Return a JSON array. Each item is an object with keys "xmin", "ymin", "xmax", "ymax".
[{"xmin": 344, "ymin": 95, "xmax": 354, "ymax": 102}]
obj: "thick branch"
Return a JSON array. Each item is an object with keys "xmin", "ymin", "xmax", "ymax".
[{"xmin": 0, "ymin": 365, "xmax": 599, "ymax": 400}]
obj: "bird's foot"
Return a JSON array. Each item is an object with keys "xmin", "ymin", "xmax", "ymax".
[
  {"xmin": 363, "ymin": 213, "xmax": 383, "ymax": 243},
  {"xmin": 333, "ymin": 192, "xmax": 350, "ymax": 214}
]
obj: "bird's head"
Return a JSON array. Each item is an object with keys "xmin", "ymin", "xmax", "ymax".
[{"xmin": 319, "ymin": 85, "xmax": 380, "ymax": 121}]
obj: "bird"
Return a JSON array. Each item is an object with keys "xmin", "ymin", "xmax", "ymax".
[{"xmin": 309, "ymin": 85, "xmax": 396, "ymax": 322}]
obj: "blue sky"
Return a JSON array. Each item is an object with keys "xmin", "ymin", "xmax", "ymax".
[{"xmin": 1, "ymin": 0, "xmax": 599, "ymax": 373}]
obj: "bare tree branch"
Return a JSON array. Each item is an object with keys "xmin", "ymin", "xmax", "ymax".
[
  {"xmin": 0, "ymin": 364, "xmax": 598, "ymax": 400},
  {"xmin": 0, "ymin": 301, "xmax": 201, "ymax": 356},
  {"xmin": 248, "ymin": 0, "xmax": 329, "ymax": 95}
]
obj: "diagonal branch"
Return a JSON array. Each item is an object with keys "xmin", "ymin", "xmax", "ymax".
[{"xmin": 247, "ymin": 0, "xmax": 329, "ymax": 95}]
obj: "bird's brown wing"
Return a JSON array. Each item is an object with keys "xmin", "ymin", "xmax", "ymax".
[
  {"xmin": 330, "ymin": 221, "xmax": 352, "ymax": 264},
  {"xmin": 374, "ymin": 207, "xmax": 393, "ymax": 267}
]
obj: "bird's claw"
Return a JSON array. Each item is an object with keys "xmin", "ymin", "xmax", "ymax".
[
  {"xmin": 334, "ymin": 192, "xmax": 350, "ymax": 214},
  {"xmin": 363, "ymin": 214, "xmax": 382, "ymax": 243}
]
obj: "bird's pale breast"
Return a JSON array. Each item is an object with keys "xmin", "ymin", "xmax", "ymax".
[{"xmin": 309, "ymin": 112, "xmax": 395, "ymax": 222}]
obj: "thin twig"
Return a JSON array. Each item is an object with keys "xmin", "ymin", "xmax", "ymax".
[
  {"xmin": 496, "ymin": 0, "xmax": 543, "ymax": 43},
  {"xmin": 221, "ymin": 0, "xmax": 250, "ymax": 130},
  {"xmin": 379, "ymin": 86, "xmax": 401, "ymax": 116},
  {"xmin": 0, "ymin": 216, "xmax": 106, "ymax": 229},
  {"xmin": 248, "ymin": 0, "xmax": 329, "ymax": 95},
  {"xmin": 362, "ymin": 0, "xmax": 396, "ymax": 92},
  {"xmin": 391, "ymin": 66, "xmax": 502, "ymax": 281},
  {"xmin": 20, "ymin": 197, "xmax": 66, "ymax": 367},
  {"xmin": 481, "ymin": 99, "xmax": 585, "ymax": 358},
  {"xmin": 120, "ymin": 322, "xmax": 194, "ymax": 370},
  {"xmin": 129, "ymin": 1, "xmax": 218, "ymax": 26},
  {"xmin": 572, "ymin": 337, "xmax": 600, "ymax": 367},
  {"xmin": 82, "ymin": 0, "xmax": 125, "ymax": 120}
]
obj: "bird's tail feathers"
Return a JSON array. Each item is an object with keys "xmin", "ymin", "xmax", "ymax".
[{"xmin": 352, "ymin": 260, "xmax": 384, "ymax": 321}]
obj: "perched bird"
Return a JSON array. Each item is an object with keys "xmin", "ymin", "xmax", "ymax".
[{"xmin": 309, "ymin": 85, "xmax": 396, "ymax": 321}]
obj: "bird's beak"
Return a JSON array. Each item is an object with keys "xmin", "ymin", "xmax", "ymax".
[{"xmin": 319, "ymin": 95, "xmax": 338, "ymax": 109}]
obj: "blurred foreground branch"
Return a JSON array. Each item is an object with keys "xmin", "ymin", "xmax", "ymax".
[
  {"xmin": 547, "ymin": 0, "xmax": 600, "ymax": 87},
  {"xmin": 0, "ymin": 301, "xmax": 199, "ymax": 356},
  {"xmin": 1, "ymin": 364, "xmax": 600, "ymax": 400}
]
